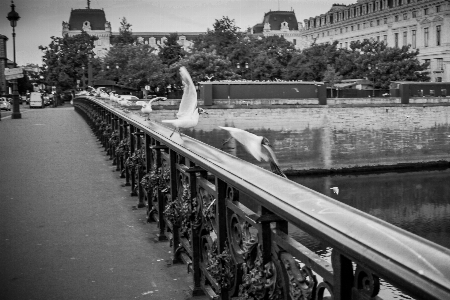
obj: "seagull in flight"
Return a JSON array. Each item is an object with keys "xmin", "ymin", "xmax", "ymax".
[
  {"xmin": 162, "ymin": 67, "xmax": 207, "ymax": 138},
  {"xmin": 220, "ymin": 127, "xmax": 286, "ymax": 178},
  {"xmin": 139, "ymin": 97, "xmax": 167, "ymax": 120},
  {"xmin": 330, "ymin": 187, "xmax": 339, "ymax": 195}
]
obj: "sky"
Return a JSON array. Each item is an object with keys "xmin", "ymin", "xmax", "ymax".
[{"xmin": 0, "ymin": 0, "xmax": 357, "ymax": 66}]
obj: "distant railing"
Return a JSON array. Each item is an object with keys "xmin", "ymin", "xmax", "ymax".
[{"xmin": 73, "ymin": 96, "xmax": 450, "ymax": 300}]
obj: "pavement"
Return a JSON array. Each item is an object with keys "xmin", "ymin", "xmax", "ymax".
[{"xmin": 0, "ymin": 105, "xmax": 205, "ymax": 300}]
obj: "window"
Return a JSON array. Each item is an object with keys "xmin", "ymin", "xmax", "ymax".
[
  {"xmin": 403, "ymin": 13, "xmax": 408, "ymax": 20},
  {"xmin": 403, "ymin": 32, "xmax": 407, "ymax": 46},
  {"xmin": 436, "ymin": 5, "xmax": 441, "ymax": 13},
  {"xmin": 346, "ymin": 27, "xmax": 348, "ymax": 32},
  {"xmin": 340, "ymin": 28, "xmax": 343, "ymax": 33},
  {"xmin": 351, "ymin": 25, "xmax": 354, "ymax": 31},
  {"xmin": 384, "ymin": 18, "xmax": 388, "ymax": 24},
  {"xmin": 340, "ymin": 43, "xmax": 343, "ymax": 48},
  {"xmin": 412, "ymin": 30, "xmax": 416, "ymax": 48},
  {"xmin": 345, "ymin": 42, "xmax": 348, "ymax": 48},
  {"xmin": 436, "ymin": 25, "xmax": 441, "ymax": 46},
  {"xmin": 357, "ymin": 24, "xmax": 361, "ymax": 30},
  {"xmin": 430, "ymin": 90, "xmax": 435, "ymax": 96},
  {"xmin": 377, "ymin": 36, "xmax": 380, "ymax": 41},
  {"xmin": 377, "ymin": 19, "xmax": 380, "ymax": 26},
  {"xmin": 395, "ymin": 33, "xmax": 399, "ymax": 47},
  {"xmin": 383, "ymin": 35, "xmax": 388, "ymax": 44},
  {"xmin": 424, "ymin": 8, "xmax": 428, "ymax": 15},
  {"xmin": 370, "ymin": 21, "xmax": 373, "ymax": 27},
  {"xmin": 395, "ymin": 15, "xmax": 399, "ymax": 22},
  {"xmin": 293, "ymin": 39, "xmax": 296, "ymax": 45},
  {"xmin": 412, "ymin": 11, "xmax": 417, "ymax": 18},
  {"xmin": 441, "ymin": 88, "xmax": 447, "ymax": 96},
  {"xmin": 424, "ymin": 27, "xmax": 429, "ymax": 47},
  {"xmin": 363, "ymin": 22, "xmax": 366, "ymax": 28},
  {"xmin": 437, "ymin": 58, "xmax": 443, "ymax": 70},
  {"xmin": 322, "ymin": 32, "xmax": 325, "ymax": 37},
  {"xmin": 424, "ymin": 59, "xmax": 431, "ymax": 69}
]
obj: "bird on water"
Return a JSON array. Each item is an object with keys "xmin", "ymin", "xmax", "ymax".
[
  {"xmin": 162, "ymin": 67, "xmax": 207, "ymax": 138},
  {"xmin": 220, "ymin": 127, "xmax": 286, "ymax": 178}
]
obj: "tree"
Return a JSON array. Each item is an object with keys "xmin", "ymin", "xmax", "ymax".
[
  {"xmin": 111, "ymin": 17, "xmax": 136, "ymax": 45},
  {"xmin": 39, "ymin": 31, "xmax": 98, "ymax": 91},
  {"xmin": 158, "ymin": 33, "xmax": 186, "ymax": 66},
  {"xmin": 335, "ymin": 39, "xmax": 429, "ymax": 89},
  {"xmin": 284, "ymin": 41, "xmax": 338, "ymax": 81},
  {"xmin": 102, "ymin": 43, "xmax": 166, "ymax": 90},
  {"xmin": 192, "ymin": 16, "xmax": 241, "ymax": 57},
  {"xmin": 323, "ymin": 65, "xmax": 343, "ymax": 97}
]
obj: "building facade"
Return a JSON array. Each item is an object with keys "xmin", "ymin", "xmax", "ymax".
[
  {"xmin": 252, "ymin": 10, "xmax": 310, "ymax": 50},
  {"xmin": 300, "ymin": 0, "xmax": 450, "ymax": 82},
  {"xmin": 62, "ymin": 7, "xmax": 112, "ymax": 57},
  {"xmin": 0, "ymin": 35, "xmax": 8, "ymax": 96},
  {"xmin": 110, "ymin": 32, "xmax": 203, "ymax": 52}
]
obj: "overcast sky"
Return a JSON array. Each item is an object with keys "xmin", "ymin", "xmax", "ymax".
[{"xmin": 1, "ymin": 0, "xmax": 356, "ymax": 66}]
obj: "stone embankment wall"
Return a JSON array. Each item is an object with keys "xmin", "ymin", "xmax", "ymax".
[{"xmin": 146, "ymin": 98, "xmax": 450, "ymax": 173}]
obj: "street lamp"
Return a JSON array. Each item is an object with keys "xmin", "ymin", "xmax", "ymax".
[
  {"xmin": 368, "ymin": 64, "xmax": 378, "ymax": 97},
  {"xmin": 7, "ymin": 0, "xmax": 21, "ymax": 119},
  {"xmin": 81, "ymin": 64, "xmax": 86, "ymax": 89}
]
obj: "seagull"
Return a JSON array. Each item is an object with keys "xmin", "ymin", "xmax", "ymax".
[
  {"xmin": 330, "ymin": 187, "xmax": 339, "ymax": 195},
  {"xmin": 219, "ymin": 127, "xmax": 286, "ymax": 178},
  {"xmin": 162, "ymin": 67, "xmax": 207, "ymax": 138},
  {"xmin": 140, "ymin": 97, "xmax": 167, "ymax": 120}
]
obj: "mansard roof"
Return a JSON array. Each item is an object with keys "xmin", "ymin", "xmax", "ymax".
[
  {"xmin": 253, "ymin": 11, "xmax": 298, "ymax": 33},
  {"xmin": 68, "ymin": 8, "xmax": 107, "ymax": 30}
]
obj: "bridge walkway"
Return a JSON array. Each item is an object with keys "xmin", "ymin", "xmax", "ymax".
[{"xmin": 0, "ymin": 106, "xmax": 205, "ymax": 300}]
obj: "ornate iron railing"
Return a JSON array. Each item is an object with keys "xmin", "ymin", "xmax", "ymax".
[{"xmin": 73, "ymin": 96, "xmax": 450, "ymax": 300}]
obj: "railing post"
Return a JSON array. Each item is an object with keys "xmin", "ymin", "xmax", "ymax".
[
  {"xmin": 187, "ymin": 163, "xmax": 205, "ymax": 296},
  {"xmin": 135, "ymin": 130, "xmax": 145, "ymax": 207},
  {"xmin": 170, "ymin": 149, "xmax": 181, "ymax": 264},
  {"xmin": 154, "ymin": 142, "xmax": 167, "ymax": 241},
  {"xmin": 331, "ymin": 250, "xmax": 353, "ymax": 300},
  {"xmin": 129, "ymin": 125, "xmax": 137, "ymax": 195},
  {"xmin": 216, "ymin": 178, "xmax": 229, "ymax": 300}
]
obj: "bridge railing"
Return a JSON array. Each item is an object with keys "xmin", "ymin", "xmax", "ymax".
[{"xmin": 73, "ymin": 96, "xmax": 450, "ymax": 300}]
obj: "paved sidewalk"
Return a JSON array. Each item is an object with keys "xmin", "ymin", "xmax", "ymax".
[{"xmin": 0, "ymin": 106, "xmax": 201, "ymax": 299}]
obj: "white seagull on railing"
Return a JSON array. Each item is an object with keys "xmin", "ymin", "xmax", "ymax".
[
  {"xmin": 219, "ymin": 127, "xmax": 286, "ymax": 178},
  {"xmin": 162, "ymin": 67, "xmax": 207, "ymax": 138},
  {"xmin": 139, "ymin": 97, "xmax": 167, "ymax": 120}
]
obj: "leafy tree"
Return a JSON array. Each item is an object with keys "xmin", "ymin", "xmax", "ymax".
[
  {"xmin": 323, "ymin": 64, "xmax": 343, "ymax": 97},
  {"xmin": 171, "ymin": 50, "xmax": 238, "ymax": 84},
  {"xmin": 111, "ymin": 17, "xmax": 136, "ymax": 45},
  {"xmin": 158, "ymin": 33, "xmax": 186, "ymax": 66},
  {"xmin": 192, "ymin": 16, "xmax": 242, "ymax": 57},
  {"xmin": 102, "ymin": 43, "xmax": 166, "ymax": 90},
  {"xmin": 284, "ymin": 41, "xmax": 338, "ymax": 81},
  {"xmin": 336, "ymin": 39, "xmax": 429, "ymax": 89},
  {"xmin": 39, "ymin": 31, "xmax": 98, "ymax": 91}
]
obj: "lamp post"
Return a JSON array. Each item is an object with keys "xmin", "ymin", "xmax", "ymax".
[
  {"xmin": 81, "ymin": 64, "xmax": 86, "ymax": 89},
  {"xmin": 237, "ymin": 62, "xmax": 250, "ymax": 80},
  {"xmin": 368, "ymin": 63, "xmax": 378, "ymax": 97},
  {"xmin": 88, "ymin": 52, "xmax": 93, "ymax": 87},
  {"xmin": 7, "ymin": 0, "xmax": 21, "ymax": 119}
]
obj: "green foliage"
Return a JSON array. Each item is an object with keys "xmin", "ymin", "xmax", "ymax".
[
  {"xmin": 103, "ymin": 43, "xmax": 166, "ymax": 90},
  {"xmin": 158, "ymin": 33, "xmax": 185, "ymax": 66},
  {"xmin": 111, "ymin": 17, "xmax": 136, "ymax": 45},
  {"xmin": 39, "ymin": 31, "xmax": 98, "ymax": 91},
  {"xmin": 192, "ymin": 16, "xmax": 242, "ymax": 57},
  {"xmin": 335, "ymin": 40, "xmax": 429, "ymax": 89}
]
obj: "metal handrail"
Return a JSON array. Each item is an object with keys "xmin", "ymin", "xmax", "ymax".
[{"xmin": 74, "ymin": 96, "xmax": 450, "ymax": 300}]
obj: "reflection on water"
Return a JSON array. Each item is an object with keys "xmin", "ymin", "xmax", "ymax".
[{"xmin": 288, "ymin": 169, "xmax": 450, "ymax": 300}]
